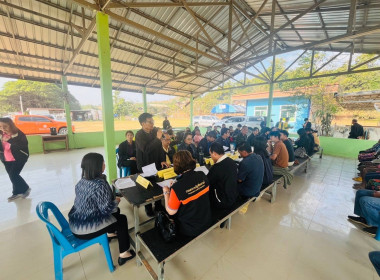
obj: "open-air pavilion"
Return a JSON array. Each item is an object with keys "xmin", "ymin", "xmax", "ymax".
[{"xmin": 1, "ymin": 0, "xmax": 380, "ymax": 279}]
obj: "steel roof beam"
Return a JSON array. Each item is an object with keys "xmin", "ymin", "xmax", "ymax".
[
  {"xmin": 258, "ymin": 3, "xmax": 380, "ymax": 16},
  {"xmin": 1, "ymin": 61, "xmax": 195, "ymax": 94},
  {"xmin": 347, "ymin": 0, "xmax": 357, "ymax": 34},
  {"xmin": 234, "ymin": 0, "xmax": 327, "ymax": 61},
  {"xmin": 107, "ymin": 1, "xmax": 230, "ymax": 8},
  {"xmin": 1, "ymin": 0, "xmax": 24, "ymax": 79}
]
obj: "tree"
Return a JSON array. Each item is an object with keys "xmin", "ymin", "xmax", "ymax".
[
  {"xmin": 0, "ymin": 80, "xmax": 81, "ymax": 113},
  {"xmin": 113, "ymin": 91, "xmax": 136, "ymax": 119}
]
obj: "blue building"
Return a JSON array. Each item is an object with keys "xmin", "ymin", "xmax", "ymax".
[{"xmin": 232, "ymin": 90, "xmax": 310, "ymax": 132}]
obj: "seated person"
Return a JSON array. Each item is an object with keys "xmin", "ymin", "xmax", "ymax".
[
  {"xmin": 162, "ymin": 151, "xmax": 212, "ymax": 237},
  {"xmin": 279, "ymin": 130, "xmax": 295, "ymax": 166},
  {"xmin": 117, "ymin": 130, "xmax": 138, "ymax": 175},
  {"xmin": 305, "ymin": 128, "xmax": 315, "ymax": 155},
  {"xmin": 268, "ymin": 131, "xmax": 293, "ymax": 188},
  {"xmin": 216, "ymin": 127, "xmax": 231, "ymax": 151},
  {"xmin": 207, "ymin": 142, "xmax": 238, "ymax": 209},
  {"xmin": 252, "ymin": 136, "xmax": 274, "ymax": 187},
  {"xmin": 235, "ymin": 125, "xmax": 248, "ymax": 148},
  {"xmin": 260, "ymin": 127, "xmax": 271, "ymax": 140},
  {"xmin": 68, "ymin": 153, "xmax": 135, "ymax": 266},
  {"xmin": 178, "ymin": 132, "xmax": 198, "ymax": 160},
  {"xmin": 237, "ymin": 142, "xmax": 264, "ymax": 199},
  {"xmin": 170, "ymin": 131, "xmax": 184, "ymax": 151},
  {"xmin": 348, "ymin": 189, "xmax": 380, "ymax": 236},
  {"xmin": 197, "ymin": 130, "xmax": 217, "ymax": 157},
  {"xmin": 193, "ymin": 128, "xmax": 203, "ymax": 146},
  {"xmin": 295, "ymin": 128, "xmax": 312, "ymax": 155},
  {"xmin": 160, "ymin": 133, "xmax": 175, "ymax": 166},
  {"xmin": 247, "ymin": 127, "xmax": 260, "ymax": 146},
  {"xmin": 233, "ymin": 124, "xmax": 242, "ymax": 138}
]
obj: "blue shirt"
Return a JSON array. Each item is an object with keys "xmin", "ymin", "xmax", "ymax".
[{"xmin": 237, "ymin": 153, "xmax": 264, "ymax": 197}]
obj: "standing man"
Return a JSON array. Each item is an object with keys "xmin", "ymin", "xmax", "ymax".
[
  {"xmin": 162, "ymin": 116, "xmax": 171, "ymax": 130},
  {"xmin": 237, "ymin": 142, "xmax": 264, "ymax": 198},
  {"xmin": 135, "ymin": 113, "xmax": 169, "ymax": 217},
  {"xmin": 349, "ymin": 119, "xmax": 364, "ymax": 139}
]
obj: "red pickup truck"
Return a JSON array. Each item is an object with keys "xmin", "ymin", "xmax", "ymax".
[{"xmin": 14, "ymin": 115, "xmax": 75, "ymax": 135}]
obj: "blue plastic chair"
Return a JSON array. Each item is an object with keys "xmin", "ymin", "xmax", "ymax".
[
  {"xmin": 116, "ymin": 147, "xmax": 131, "ymax": 178},
  {"xmin": 36, "ymin": 202, "xmax": 114, "ymax": 280}
]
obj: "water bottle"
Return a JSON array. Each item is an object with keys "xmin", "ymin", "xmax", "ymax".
[{"xmin": 199, "ymin": 150, "xmax": 204, "ymax": 166}]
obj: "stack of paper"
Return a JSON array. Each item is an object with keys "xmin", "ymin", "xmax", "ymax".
[
  {"xmin": 157, "ymin": 179, "xmax": 176, "ymax": 188},
  {"xmin": 194, "ymin": 165, "xmax": 209, "ymax": 175},
  {"xmin": 141, "ymin": 163, "xmax": 158, "ymax": 177},
  {"xmin": 115, "ymin": 178, "xmax": 136, "ymax": 189}
]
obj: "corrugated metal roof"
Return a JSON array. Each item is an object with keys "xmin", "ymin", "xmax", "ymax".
[{"xmin": 0, "ymin": 0, "xmax": 379, "ymax": 97}]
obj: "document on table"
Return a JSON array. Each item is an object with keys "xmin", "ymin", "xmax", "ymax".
[
  {"xmin": 157, "ymin": 179, "xmax": 176, "ymax": 188},
  {"xmin": 194, "ymin": 165, "xmax": 209, "ymax": 175},
  {"xmin": 115, "ymin": 178, "xmax": 136, "ymax": 189},
  {"xmin": 141, "ymin": 163, "xmax": 158, "ymax": 177},
  {"xmin": 223, "ymin": 146, "xmax": 229, "ymax": 151}
]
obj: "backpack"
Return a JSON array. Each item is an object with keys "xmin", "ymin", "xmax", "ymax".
[
  {"xmin": 294, "ymin": 147, "xmax": 308, "ymax": 158},
  {"xmin": 155, "ymin": 211, "xmax": 176, "ymax": 242}
]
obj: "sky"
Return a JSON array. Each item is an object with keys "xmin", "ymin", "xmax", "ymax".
[{"xmin": 0, "ymin": 77, "xmax": 174, "ymax": 106}]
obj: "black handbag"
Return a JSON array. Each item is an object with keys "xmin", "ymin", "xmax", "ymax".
[{"xmin": 155, "ymin": 211, "xmax": 176, "ymax": 242}]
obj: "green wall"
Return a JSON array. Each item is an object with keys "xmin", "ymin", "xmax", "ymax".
[
  {"xmin": 27, "ymin": 130, "xmax": 138, "ymax": 154},
  {"xmin": 27, "ymin": 132, "xmax": 377, "ymax": 159},
  {"xmin": 319, "ymin": 137, "xmax": 377, "ymax": 159}
]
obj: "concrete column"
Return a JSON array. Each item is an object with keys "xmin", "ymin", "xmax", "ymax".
[
  {"xmin": 266, "ymin": 82, "xmax": 274, "ymax": 127},
  {"xmin": 190, "ymin": 93, "xmax": 194, "ymax": 129},
  {"xmin": 142, "ymin": 86, "xmax": 147, "ymax": 113},
  {"xmin": 61, "ymin": 76, "xmax": 73, "ymax": 135},
  {"xmin": 96, "ymin": 11, "xmax": 117, "ymax": 182}
]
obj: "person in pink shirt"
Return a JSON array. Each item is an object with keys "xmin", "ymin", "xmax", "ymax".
[
  {"xmin": 0, "ymin": 118, "xmax": 31, "ymax": 201},
  {"xmin": 192, "ymin": 128, "xmax": 203, "ymax": 147}
]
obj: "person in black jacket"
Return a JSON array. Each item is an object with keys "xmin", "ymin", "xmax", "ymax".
[
  {"xmin": 177, "ymin": 132, "xmax": 198, "ymax": 160},
  {"xmin": 197, "ymin": 130, "xmax": 217, "ymax": 158},
  {"xmin": 160, "ymin": 133, "xmax": 175, "ymax": 165},
  {"xmin": 207, "ymin": 142, "xmax": 238, "ymax": 209},
  {"xmin": 135, "ymin": 113, "xmax": 169, "ymax": 217},
  {"xmin": 349, "ymin": 119, "xmax": 364, "ymax": 139},
  {"xmin": 117, "ymin": 130, "xmax": 138, "ymax": 175},
  {"xmin": 0, "ymin": 118, "xmax": 31, "ymax": 201},
  {"xmin": 279, "ymin": 130, "xmax": 295, "ymax": 166},
  {"xmin": 215, "ymin": 127, "xmax": 231, "ymax": 150},
  {"xmin": 295, "ymin": 128, "xmax": 312, "ymax": 155},
  {"xmin": 305, "ymin": 128, "xmax": 315, "ymax": 155},
  {"xmin": 162, "ymin": 116, "xmax": 171, "ymax": 130},
  {"xmin": 252, "ymin": 136, "xmax": 273, "ymax": 188}
]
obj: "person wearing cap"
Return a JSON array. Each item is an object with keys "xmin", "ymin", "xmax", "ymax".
[
  {"xmin": 216, "ymin": 127, "xmax": 231, "ymax": 151},
  {"xmin": 197, "ymin": 130, "xmax": 217, "ymax": 157}
]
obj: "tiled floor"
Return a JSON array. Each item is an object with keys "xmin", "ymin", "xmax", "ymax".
[{"xmin": 1, "ymin": 149, "xmax": 379, "ymax": 279}]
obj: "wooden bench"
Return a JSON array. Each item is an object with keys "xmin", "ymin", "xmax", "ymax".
[{"xmin": 41, "ymin": 134, "xmax": 68, "ymax": 154}]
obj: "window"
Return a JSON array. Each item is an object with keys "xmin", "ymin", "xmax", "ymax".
[
  {"xmin": 280, "ymin": 105, "xmax": 297, "ymax": 122},
  {"xmin": 254, "ymin": 106, "xmax": 268, "ymax": 117},
  {"xmin": 248, "ymin": 116, "xmax": 262, "ymax": 122},
  {"xmin": 34, "ymin": 117, "xmax": 51, "ymax": 122},
  {"xmin": 18, "ymin": 117, "xmax": 33, "ymax": 122}
]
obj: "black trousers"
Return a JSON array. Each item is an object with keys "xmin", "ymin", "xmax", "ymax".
[
  {"xmin": 3, "ymin": 160, "xmax": 29, "ymax": 195},
  {"xmin": 74, "ymin": 210, "xmax": 130, "ymax": 253}
]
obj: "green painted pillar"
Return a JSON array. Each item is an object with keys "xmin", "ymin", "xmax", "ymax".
[
  {"xmin": 96, "ymin": 12, "xmax": 117, "ymax": 182},
  {"xmin": 61, "ymin": 76, "xmax": 73, "ymax": 136},
  {"xmin": 142, "ymin": 86, "xmax": 147, "ymax": 113},
  {"xmin": 266, "ymin": 82, "xmax": 274, "ymax": 127},
  {"xmin": 190, "ymin": 93, "xmax": 194, "ymax": 129}
]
